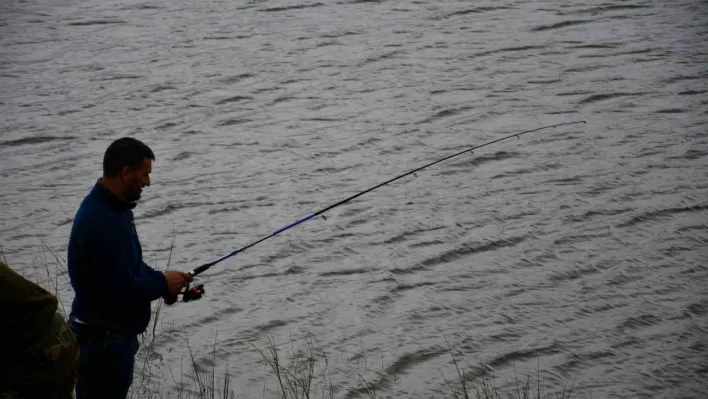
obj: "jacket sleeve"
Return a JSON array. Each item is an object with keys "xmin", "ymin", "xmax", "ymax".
[
  {"xmin": 84, "ymin": 218, "xmax": 169, "ymax": 301},
  {"xmin": 141, "ymin": 261, "xmax": 172, "ymax": 298}
]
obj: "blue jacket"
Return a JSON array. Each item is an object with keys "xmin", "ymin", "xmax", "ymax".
[{"xmin": 68, "ymin": 181, "xmax": 168, "ymax": 335}]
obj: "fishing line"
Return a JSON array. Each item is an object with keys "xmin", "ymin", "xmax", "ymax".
[{"xmin": 187, "ymin": 121, "xmax": 586, "ymax": 279}]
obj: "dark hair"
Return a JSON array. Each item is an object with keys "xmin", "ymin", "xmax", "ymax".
[{"xmin": 103, "ymin": 137, "xmax": 155, "ymax": 177}]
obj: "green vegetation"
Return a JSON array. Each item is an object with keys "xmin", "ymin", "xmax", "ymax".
[{"xmin": 10, "ymin": 242, "xmax": 576, "ymax": 399}]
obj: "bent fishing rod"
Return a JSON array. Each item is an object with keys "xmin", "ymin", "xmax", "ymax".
[{"xmin": 178, "ymin": 120, "xmax": 586, "ymax": 300}]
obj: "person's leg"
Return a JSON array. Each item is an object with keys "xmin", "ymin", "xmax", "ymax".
[
  {"xmin": 70, "ymin": 321, "xmax": 139, "ymax": 399},
  {"xmin": 76, "ymin": 336, "xmax": 138, "ymax": 399}
]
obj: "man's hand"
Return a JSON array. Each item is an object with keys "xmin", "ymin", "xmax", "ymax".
[{"xmin": 165, "ymin": 271, "xmax": 192, "ymax": 296}]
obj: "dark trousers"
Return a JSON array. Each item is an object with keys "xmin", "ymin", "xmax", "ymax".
[{"xmin": 68, "ymin": 319, "xmax": 139, "ymax": 399}]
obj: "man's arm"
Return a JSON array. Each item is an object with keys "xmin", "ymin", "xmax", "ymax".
[
  {"xmin": 83, "ymin": 223, "xmax": 168, "ymax": 302},
  {"xmin": 141, "ymin": 260, "xmax": 176, "ymax": 303},
  {"xmin": 140, "ymin": 260, "xmax": 171, "ymax": 294},
  {"xmin": 140, "ymin": 261, "xmax": 193, "ymax": 303}
]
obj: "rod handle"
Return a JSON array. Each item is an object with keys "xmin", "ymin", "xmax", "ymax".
[{"xmin": 189, "ymin": 263, "xmax": 212, "ymax": 277}]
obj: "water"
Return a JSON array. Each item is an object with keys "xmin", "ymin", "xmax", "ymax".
[{"xmin": 1, "ymin": 0, "xmax": 707, "ymax": 397}]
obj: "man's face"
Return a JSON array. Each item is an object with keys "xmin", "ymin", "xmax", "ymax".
[{"xmin": 122, "ymin": 158, "xmax": 152, "ymax": 202}]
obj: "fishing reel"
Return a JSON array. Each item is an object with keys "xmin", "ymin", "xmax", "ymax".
[
  {"xmin": 181, "ymin": 283, "xmax": 205, "ymax": 302},
  {"xmin": 164, "ymin": 283, "xmax": 205, "ymax": 305}
]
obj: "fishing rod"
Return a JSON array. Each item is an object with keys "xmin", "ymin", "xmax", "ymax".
[{"xmin": 178, "ymin": 120, "xmax": 586, "ymax": 300}]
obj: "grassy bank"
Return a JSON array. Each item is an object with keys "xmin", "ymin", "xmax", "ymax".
[
  {"xmin": 247, "ymin": 332, "xmax": 574, "ymax": 399},
  {"xmin": 129, "ymin": 326, "xmax": 575, "ymax": 399},
  {"xmin": 11, "ymin": 244, "xmax": 576, "ymax": 399}
]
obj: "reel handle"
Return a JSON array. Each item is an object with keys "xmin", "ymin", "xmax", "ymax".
[
  {"xmin": 182, "ymin": 283, "xmax": 205, "ymax": 302},
  {"xmin": 164, "ymin": 282, "xmax": 206, "ymax": 305}
]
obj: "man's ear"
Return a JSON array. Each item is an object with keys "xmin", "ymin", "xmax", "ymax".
[{"xmin": 120, "ymin": 166, "xmax": 132, "ymax": 183}]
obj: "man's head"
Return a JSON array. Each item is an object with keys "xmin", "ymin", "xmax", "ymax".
[{"xmin": 102, "ymin": 137, "xmax": 155, "ymax": 202}]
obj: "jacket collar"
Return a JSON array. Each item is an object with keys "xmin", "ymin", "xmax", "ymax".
[{"xmin": 92, "ymin": 179, "xmax": 137, "ymax": 211}]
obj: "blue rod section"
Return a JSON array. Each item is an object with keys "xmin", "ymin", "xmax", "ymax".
[
  {"xmin": 274, "ymin": 213, "xmax": 317, "ymax": 234},
  {"xmin": 203, "ymin": 213, "xmax": 317, "ymax": 268},
  {"xmin": 188, "ymin": 121, "xmax": 586, "ymax": 277}
]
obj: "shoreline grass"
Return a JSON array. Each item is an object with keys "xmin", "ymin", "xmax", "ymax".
[
  {"xmin": 249, "ymin": 332, "xmax": 575, "ymax": 399},
  {"xmin": 9, "ymin": 249, "xmax": 579, "ymax": 399}
]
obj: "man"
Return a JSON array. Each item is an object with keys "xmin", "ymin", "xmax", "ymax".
[
  {"xmin": 67, "ymin": 137, "xmax": 193, "ymax": 399},
  {"xmin": 0, "ymin": 262, "xmax": 79, "ymax": 399}
]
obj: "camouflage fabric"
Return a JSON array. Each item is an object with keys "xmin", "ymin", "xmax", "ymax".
[
  {"xmin": 0, "ymin": 312, "xmax": 79, "ymax": 399},
  {"xmin": 0, "ymin": 262, "xmax": 58, "ymax": 355}
]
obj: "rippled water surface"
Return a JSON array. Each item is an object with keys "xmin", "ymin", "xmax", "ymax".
[{"xmin": 2, "ymin": 0, "xmax": 707, "ymax": 398}]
